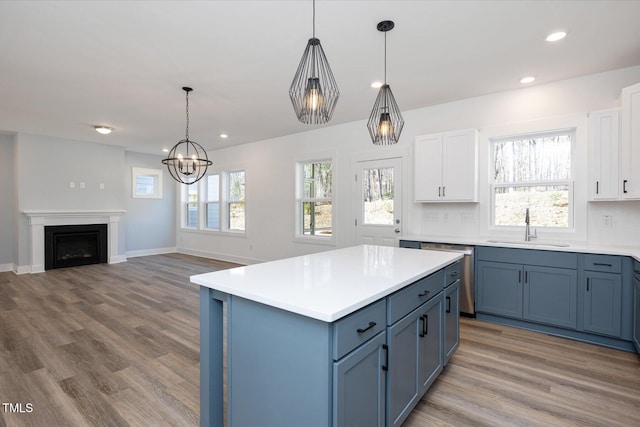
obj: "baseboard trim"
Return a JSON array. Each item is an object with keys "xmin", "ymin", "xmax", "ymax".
[
  {"xmin": 0, "ymin": 263, "xmax": 13, "ymax": 273},
  {"xmin": 177, "ymin": 247, "xmax": 258, "ymax": 266},
  {"xmin": 108, "ymin": 255, "xmax": 128, "ymax": 264},
  {"xmin": 126, "ymin": 247, "xmax": 177, "ymax": 258}
]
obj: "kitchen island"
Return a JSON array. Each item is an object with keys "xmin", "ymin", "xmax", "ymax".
[{"xmin": 192, "ymin": 244, "xmax": 462, "ymax": 427}]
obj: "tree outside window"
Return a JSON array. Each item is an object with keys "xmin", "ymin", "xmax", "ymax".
[
  {"xmin": 491, "ymin": 130, "xmax": 573, "ymax": 228},
  {"xmin": 300, "ymin": 161, "xmax": 332, "ymax": 236}
]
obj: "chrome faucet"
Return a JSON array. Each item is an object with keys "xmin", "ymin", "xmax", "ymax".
[{"xmin": 525, "ymin": 208, "xmax": 537, "ymax": 241}]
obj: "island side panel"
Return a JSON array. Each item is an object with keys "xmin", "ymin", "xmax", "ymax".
[
  {"xmin": 228, "ymin": 296, "xmax": 332, "ymax": 427},
  {"xmin": 200, "ymin": 287, "xmax": 227, "ymax": 427}
]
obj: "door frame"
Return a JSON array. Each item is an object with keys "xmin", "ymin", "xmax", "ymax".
[{"xmin": 351, "ymin": 146, "xmax": 411, "ymax": 245}]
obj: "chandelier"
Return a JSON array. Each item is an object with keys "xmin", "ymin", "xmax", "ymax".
[{"xmin": 162, "ymin": 87, "xmax": 212, "ymax": 185}]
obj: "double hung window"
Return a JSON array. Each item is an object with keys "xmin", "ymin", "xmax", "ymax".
[
  {"xmin": 491, "ymin": 130, "xmax": 574, "ymax": 229},
  {"xmin": 296, "ymin": 160, "xmax": 333, "ymax": 239}
]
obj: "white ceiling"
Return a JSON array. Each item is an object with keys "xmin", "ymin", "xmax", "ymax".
[{"xmin": 1, "ymin": 1, "xmax": 640, "ymax": 154}]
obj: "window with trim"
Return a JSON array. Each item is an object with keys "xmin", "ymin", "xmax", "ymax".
[
  {"xmin": 227, "ymin": 170, "xmax": 245, "ymax": 231},
  {"xmin": 491, "ymin": 129, "xmax": 574, "ymax": 229},
  {"xmin": 180, "ymin": 169, "xmax": 245, "ymax": 233},
  {"xmin": 132, "ymin": 167, "xmax": 163, "ymax": 199},
  {"xmin": 297, "ymin": 160, "xmax": 333, "ymax": 237}
]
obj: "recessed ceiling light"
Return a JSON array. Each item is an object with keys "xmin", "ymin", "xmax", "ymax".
[
  {"xmin": 546, "ymin": 31, "xmax": 567, "ymax": 42},
  {"xmin": 94, "ymin": 125, "xmax": 112, "ymax": 135},
  {"xmin": 371, "ymin": 81, "xmax": 383, "ymax": 89},
  {"xmin": 162, "ymin": 148, "xmax": 169, "ymax": 153},
  {"xmin": 220, "ymin": 134, "xmax": 228, "ymax": 139},
  {"xmin": 520, "ymin": 76, "xmax": 535, "ymax": 84}
]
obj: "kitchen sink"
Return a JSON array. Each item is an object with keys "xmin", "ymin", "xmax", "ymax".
[{"xmin": 486, "ymin": 239, "xmax": 570, "ymax": 247}]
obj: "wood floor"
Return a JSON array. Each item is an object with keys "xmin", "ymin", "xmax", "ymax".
[{"xmin": 1, "ymin": 254, "xmax": 639, "ymax": 427}]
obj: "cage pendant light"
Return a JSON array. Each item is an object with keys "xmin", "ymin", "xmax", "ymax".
[
  {"xmin": 289, "ymin": 0, "xmax": 339, "ymax": 124},
  {"xmin": 162, "ymin": 87, "xmax": 212, "ymax": 185},
  {"xmin": 367, "ymin": 20, "xmax": 404, "ymax": 145}
]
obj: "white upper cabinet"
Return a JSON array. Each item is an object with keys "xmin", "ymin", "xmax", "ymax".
[
  {"xmin": 589, "ymin": 109, "xmax": 620, "ymax": 201},
  {"xmin": 414, "ymin": 129, "xmax": 478, "ymax": 202},
  {"xmin": 621, "ymin": 82, "xmax": 640, "ymax": 199}
]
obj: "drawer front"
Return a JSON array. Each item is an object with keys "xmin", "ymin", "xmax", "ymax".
[
  {"xmin": 333, "ymin": 299, "xmax": 386, "ymax": 360},
  {"xmin": 477, "ymin": 246, "xmax": 577, "ymax": 269},
  {"xmin": 584, "ymin": 254, "xmax": 622, "ymax": 273},
  {"xmin": 444, "ymin": 261, "xmax": 461, "ymax": 286},
  {"xmin": 387, "ymin": 270, "xmax": 444, "ymax": 325}
]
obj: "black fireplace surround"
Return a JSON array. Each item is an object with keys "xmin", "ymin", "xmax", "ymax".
[{"xmin": 44, "ymin": 224, "xmax": 108, "ymax": 270}]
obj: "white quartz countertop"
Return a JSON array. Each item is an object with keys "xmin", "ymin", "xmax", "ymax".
[
  {"xmin": 191, "ymin": 245, "xmax": 462, "ymax": 322},
  {"xmin": 401, "ymin": 235, "xmax": 640, "ymax": 262}
]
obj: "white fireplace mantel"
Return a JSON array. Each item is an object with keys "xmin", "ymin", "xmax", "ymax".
[{"xmin": 23, "ymin": 209, "xmax": 126, "ymax": 273}]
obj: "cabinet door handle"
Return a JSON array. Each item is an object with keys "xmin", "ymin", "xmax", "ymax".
[
  {"xmin": 418, "ymin": 290, "xmax": 430, "ymax": 298},
  {"xmin": 596, "ymin": 181, "xmax": 599, "ymax": 194},
  {"xmin": 623, "ymin": 180, "xmax": 628, "ymax": 193},
  {"xmin": 518, "ymin": 270, "xmax": 522, "ymax": 283},
  {"xmin": 442, "ymin": 186, "xmax": 446, "ymax": 197},
  {"xmin": 424, "ymin": 314, "xmax": 429, "ymax": 336},
  {"xmin": 438, "ymin": 186, "xmax": 442, "ymax": 197},
  {"xmin": 382, "ymin": 344, "xmax": 388, "ymax": 371},
  {"xmin": 587, "ymin": 277, "xmax": 590, "ymax": 291},
  {"xmin": 419, "ymin": 315, "xmax": 425, "ymax": 337},
  {"xmin": 524, "ymin": 270, "xmax": 528, "ymax": 283},
  {"xmin": 446, "ymin": 296, "xmax": 451, "ymax": 313},
  {"xmin": 593, "ymin": 262, "xmax": 612, "ymax": 267},
  {"xmin": 356, "ymin": 321, "xmax": 376, "ymax": 334}
]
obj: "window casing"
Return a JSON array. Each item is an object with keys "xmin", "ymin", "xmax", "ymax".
[
  {"xmin": 490, "ymin": 129, "xmax": 574, "ymax": 230},
  {"xmin": 296, "ymin": 159, "xmax": 333, "ymax": 241}
]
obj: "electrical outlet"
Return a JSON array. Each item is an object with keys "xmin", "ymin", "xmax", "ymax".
[
  {"xmin": 603, "ymin": 215, "xmax": 612, "ymax": 229},
  {"xmin": 69, "ymin": 181, "xmax": 75, "ymax": 189},
  {"xmin": 79, "ymin": 182, "xmax": 86, "ymax": 189},
  {"xmin": 99, "ymin": 183, "xmax": 105, "ymax": 190}
]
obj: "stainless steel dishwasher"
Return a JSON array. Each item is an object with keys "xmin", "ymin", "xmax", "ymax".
[{"xmin": 420, "ymin": 242, "xmax": 475, "ymax": 316}]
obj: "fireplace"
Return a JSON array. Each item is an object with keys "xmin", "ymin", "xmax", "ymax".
[{"xmin": 44, "ymin": 224, "xmax": 108, "ymax": 270}]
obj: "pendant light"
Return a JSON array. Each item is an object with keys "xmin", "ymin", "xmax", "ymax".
[
  {"xmin": 289, "ymin": 0, "xmax": 339, "ymax": 124},
  {"xmin": 162, "ymin": 87, "xmax": 212, "ymax": 185},
  {"xmin": 367, "ymin": 20, "xmax": 404, "ymax": 145}
]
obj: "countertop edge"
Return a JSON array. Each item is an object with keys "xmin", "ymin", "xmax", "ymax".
[{"xmin": 192, "ymin": 249, "xmax": 463, "ymax": 323}]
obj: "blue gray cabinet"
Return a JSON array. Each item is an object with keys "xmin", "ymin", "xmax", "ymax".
[
  {"xmin": 583, "ymin": 254, "xmax": 623, "ymax": 338},
  {"xmin": 333, "ymin": 331, "xmax": 387, "ymax": 427},
  {"xmin": 524, "ymin": 265, "xmax": 577, "ymax": 329},
  {"xmin": 583, "ymin": 271, "xmax": 622, "ymax": 337},
  {"xmin": 444, "ymin": 279, "xmax": 460, "ymax": 364},
  {"xmin": 387, "ymin": 292, "xmax": 442, "ymax": 427},
  {"xmin": 475, "ymin": 246, "xmax": 636, "ymax": 352},
  {"xmin": 476, "ymin": 260, "xmax": 523, "ymax": 318},
  {"xmin": 633, "ymin": 260, "xmax": 640, "ymax": 353}
]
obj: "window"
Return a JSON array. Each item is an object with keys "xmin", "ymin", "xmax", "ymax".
[
  {"xmin": 205, "ymin": 174, "xmax": 220, "ymax": 229},
  {"xmin": 180, "ymin": 169, "xmax": 245, "ymax": 234},
  {"xmin": 228, "ymin": 170, "xmax": 245, "ymax": 231},
  {"xmin": 491, "ymin": 130, "xmax": 573, "ymax": 228},
  {"xmin": 132, "ymin": 167, "xmax": 162, "ymax": 199},
  {"xmin": 297, "ymin": 160, "xmax": 333, "ymax": 238}
]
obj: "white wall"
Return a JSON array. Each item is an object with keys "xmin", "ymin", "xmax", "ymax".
[
  {"xmin": 0, "ymin": 133, "xmax": 15, "ymax": 270},
  {"xmin": 178, "ymin": 66, "xmax": 640, "ymax": 264}
]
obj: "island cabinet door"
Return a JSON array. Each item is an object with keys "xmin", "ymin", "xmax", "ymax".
[
  {"xmin": 333, "ymin": 331, "xmax": 387, "ymax": 427},
  {"xmin": 386, "ymin": 295, "xmax": 443, "ymax": 427},
  {"xmin": 476, "ymin": 261, "xmax": 523, "ymax": 319},
  {"xmin": 444, "ymin": 280, "xmax": 460, "ymax": 365},
  {"xmin": 418, "ymin": 294, "xmax": 443, "ymax": 395},
  {"xmin": 523, "ymin": 266, "xmax": 578, "ymax": 329},
  {"xmin": 634, "ymin": 273, "xmax": 640, "ymax": 352}
]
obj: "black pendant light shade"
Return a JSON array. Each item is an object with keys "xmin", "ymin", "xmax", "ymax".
[
  {"xmin": 367, "ymin": 20, "xmax": 404, "ymax": 145},
  {"xmin": 289, "ymin": 1, "xmax": 339, "ymax": 124},
  {"xmin": 162, "ymin": 87, "xmax": 212, "ymax": 185}
]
